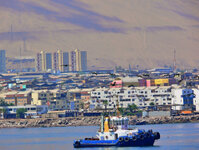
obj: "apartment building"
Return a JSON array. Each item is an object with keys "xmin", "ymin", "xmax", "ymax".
[
  {"xmin": 52, "ymin": 50, "xmax": 69, "ymax": 72},
  {"xmin": 4, "ymin": 90, "xmax": 32, "ymax": 106},
  {"xmin": 31, "ymin": 89, "xmax": 68, "ymax": 110},
  {"xmin": 90, "ymin": 86, "xmax": 172, "ymax": 109},
  {"xmin": 0, "ymin": 50, "xmax": 6, "ymax": 73},
  {"xmin": 36, "ymin": 50, "xmax": 69, "ymax": 72},
  {"xmin": 70, "ymin": 49, "xmax": 87, "ymax": 71}
]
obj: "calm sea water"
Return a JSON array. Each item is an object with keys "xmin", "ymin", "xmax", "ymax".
[{"xmin": 0, "ymin": 123, "xmax": 199, "ymax": 150}]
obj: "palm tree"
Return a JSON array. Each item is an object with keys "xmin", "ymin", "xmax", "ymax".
[{"xmin": 103, "ymin": 100, "xmax": 108, "ymax": 112}]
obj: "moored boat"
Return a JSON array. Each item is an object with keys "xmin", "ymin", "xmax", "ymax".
[{"xmin": 73, "ymin": 115, "xmax": 160, "ymax": 148}]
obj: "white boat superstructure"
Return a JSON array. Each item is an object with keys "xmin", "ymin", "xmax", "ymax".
[{"xmin": 96, "ymin": 116, "xmax": 139, "ymax": 141}]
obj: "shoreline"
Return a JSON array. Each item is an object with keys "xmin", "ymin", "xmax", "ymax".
[{"xmin": 1, "ymin": 115, "xmax": 199, "ymax": 129}]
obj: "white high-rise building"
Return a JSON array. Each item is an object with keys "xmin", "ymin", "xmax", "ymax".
[{"xmin": 70, "ymin": 49, "xmax": 87, "ymax": 71}]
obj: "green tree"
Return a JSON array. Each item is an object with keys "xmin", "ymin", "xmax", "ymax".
[
  {"xmin": 0, "ymin": 108, "xmax": 8, "ymax": 119},
  {"xmin": 103, "ymin": 100, "xmax": 108, "ymax": 112},
  {"xmin": 127, "ymin": 104, "xmax": 137, "ymax": 113},
  {"xmin": 16, "ymin": 108, "xmax": 27, "ymax": 118},
  {"xmin": 0, "ymin": 99, "xmax": 14, "ymax": 106},
  {"xmin": 149, "ymin": 102, "xmax": 155, "ymax": 106},
  {"xmin": 0, "ymin": 108, "xmax": 4, "ymax": 118}
]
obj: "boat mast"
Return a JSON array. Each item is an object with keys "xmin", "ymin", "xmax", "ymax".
[{"xmin": 100, "ymin": 115, "xmax": 104, "ymax": 132}]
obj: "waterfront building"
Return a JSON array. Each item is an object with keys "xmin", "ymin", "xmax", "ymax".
[
  {"xmin": 90, "ymin": 86, "xmax": 173, "ymax": 109},
  {"xmin": 171, "ymin": 88, "xmax": 195, "ymax": 111},
  {"xmin": 193, "ymin": 88, "xmax": 199, "ymax": 111},
  {"xmin": 0, "ymin": 50, "xmax": 6, "ymax": 73},
  {"xmin": 70, "ymin": 49, "xmax": 87, "ymax": 71},
  {"xmin": 0, "ymin": 105, "xmax": 48, "ymax": 118}
]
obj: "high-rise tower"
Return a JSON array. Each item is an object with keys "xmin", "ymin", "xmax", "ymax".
[
  {"xmin": 36, "ymin": 51, "xmax": 46, "ymax": 72},
  {"xmin": 70, "ymin": 49, "xmax": 87, "ymax": 71},
  {"xmin": 52, "ymin": 50, "xmax": 69, "ymax": 72},
  {"xmin": 46, "ymin": 53, "xmax": 52, "ymax": 70},
  {"xmin": 81, "ymin": 51, "xmax": 87, "ymax": 71},
  {"xmin": 0, "ymin": 50, "xmax": 6, "ymax": 73}
]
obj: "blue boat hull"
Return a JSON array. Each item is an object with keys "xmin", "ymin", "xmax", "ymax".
[{"xmin": 74, "ymin": 133, "xmax": 159, "ymax": 148}]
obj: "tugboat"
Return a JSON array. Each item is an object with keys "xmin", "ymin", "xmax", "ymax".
[{"xmin": 73, "ymin": 108, "xmax": 160, "ymax": 148}]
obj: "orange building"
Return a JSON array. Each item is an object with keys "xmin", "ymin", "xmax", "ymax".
[{"xmin": 5, "ymin": 91, "xmax": 32, "ymax": 106}]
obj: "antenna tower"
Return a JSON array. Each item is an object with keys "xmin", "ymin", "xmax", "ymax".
[{"xmin": 173, "ymin": 49, "xmax": 176, "ymax": 72}]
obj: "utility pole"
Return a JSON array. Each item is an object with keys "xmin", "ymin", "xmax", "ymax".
[
  {"xmin": 19, "ymin": 47, "xmax": 22, "ymax": 72},
  {"xmin": 23, "ymin": 38, "xmax": 26, "ymax": 52},
  {"xmin": 10, "ymin": 24, "xmax": 13, "ymax": 41}
]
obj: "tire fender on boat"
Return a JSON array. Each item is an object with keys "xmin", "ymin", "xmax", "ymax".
[
  {"xmin": 132, "ymin": 136, "xmax": 137, "ymax": 141},
  {"xmin": 74, "ymin": 141, "xmax": 80, "ymax": 147},
  {"xmin": 146, "ymin": 132, "xmax": 150, "ymax": 138},
  {"xmin": 154, "ymin": 132, "xmax": 160, "ymax": 140},
  {"xmin": 140, "ymin": 134, "xmax": 145, "ymax": 140},
  {"xmin": 119, "ymin": 137, "xmax": 124, "ymax": 142},
  {"xmin": 124, "ymin": 137, "xmax": 129, "ymax": 142},
  {"xmin": 148, "ymin": 129, "xmax": 153, "ymax": 133}
]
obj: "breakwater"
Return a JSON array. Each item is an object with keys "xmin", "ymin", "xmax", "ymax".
[{"xmin": 1, "ymin": 115, "xmax": 199, "ymax": 128}]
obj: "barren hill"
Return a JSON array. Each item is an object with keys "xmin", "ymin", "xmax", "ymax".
[{"xmin": 0, "ymin": 0, "xmax": 199, "ymax": 69}]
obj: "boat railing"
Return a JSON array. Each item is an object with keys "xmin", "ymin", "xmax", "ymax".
[{"xmin": 85, "ymin": 137, "xmax": 99, "ymax": 141}]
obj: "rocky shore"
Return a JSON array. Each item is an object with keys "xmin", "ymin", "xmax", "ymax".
[{"xmin": 1, "ymin": 115, "xmax": 199, "ymax": 128}]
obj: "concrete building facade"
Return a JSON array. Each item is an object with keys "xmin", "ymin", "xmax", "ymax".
[
  {"xmin": 52, "ymin": 50, "xmax": 69, "ymax": 72},
  {"xmin": 4, "ymin": 91, "xmax": 32, "ymax": 106},
  {"xmin": 31, "ymin": 89, "xmax": 69, "ymax": 111},
  {"xmin": 172, "ymin": 88, "xmax": 195, "ymax": 111},
  {"xmin": 90, "ymin": 87, "xmax": 172, "ymax": 110},
  {"xmin": 37, "ymin": 50, "xmax": 69, "ymax": 72},
  {"xmin": 36, "ymin": 51, "xmax": 46, "ymax": 72},
  {"xmin": 0, "ymin": 50, "xmax": 6, "ymax": 73},
  {"xmin": 46, "ymin": 53, "xmax": 52, "ymax": 70},
  {"xmin": 70, "ymin": 49, "xmax": 87, "ymax": 71}
]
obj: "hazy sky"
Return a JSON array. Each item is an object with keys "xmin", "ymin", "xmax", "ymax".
[{"xmin": 0, "ymin": 0, "xmax": 199, "ymax": 69}]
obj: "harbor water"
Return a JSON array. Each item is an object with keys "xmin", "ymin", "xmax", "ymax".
[{"xmin": 0, "ymin": 123, "xmax": 199, "ymax": 150}]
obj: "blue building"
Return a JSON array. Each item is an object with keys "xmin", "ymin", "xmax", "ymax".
[
  {"xmin": 63, "ymin": 52, "xmax": 69, "ymax": 72},
  {"xmin": 81, "ymin": 51, "xmax": 87, "ymax": 71},
  {"xmin": 46, "ymin": 53, "xmax": 52, "ymax": 70},
  {"xmin": 0, "ymin": 50, "xmax": 6, "ymax": 73}
]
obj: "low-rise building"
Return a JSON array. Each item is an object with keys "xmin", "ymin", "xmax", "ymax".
[
  {"xmin": 3, "ymin": 90, "xmax": 32, "ymax": 106},
  {"xmin": 31, "ymin": 89, "xmax": 68, "ymax": 111},
  {"xmin": 0, "ymin": 105, "xmax": 48, "ymax": 118},
  {"xmin": 171, "ymin": 88, "xmax": 195, "ymax": 111}
]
